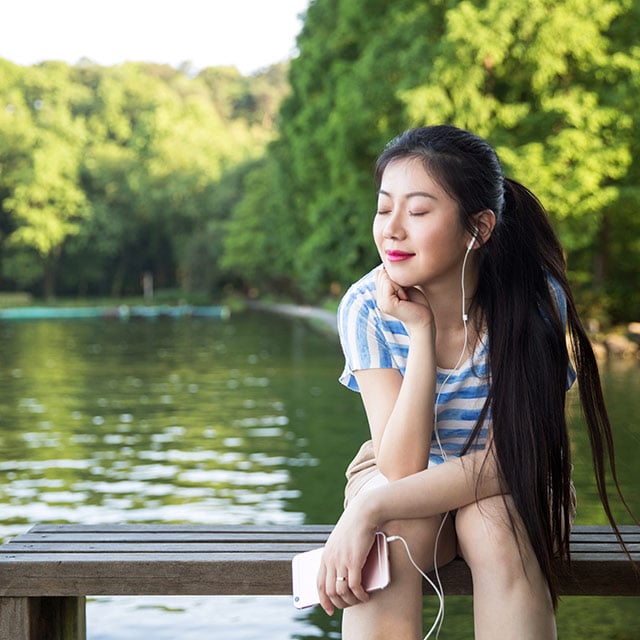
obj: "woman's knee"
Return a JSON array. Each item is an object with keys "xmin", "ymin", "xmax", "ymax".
[
  {"xmin": 456, "ymin": 496, "xmax": 532, "ymax": 583},
  {"xmin": 383, "ymin": 514, "xmax": 457, "ymax": 572}
]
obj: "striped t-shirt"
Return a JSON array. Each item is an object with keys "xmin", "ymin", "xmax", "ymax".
[{"xmin": 338, "ymin": 266, "xmax": 573, "ymax": 467}]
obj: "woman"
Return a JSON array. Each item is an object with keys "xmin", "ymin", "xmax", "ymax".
[{"xmin": 317, "ymin": 125, "xmax": 635, "ymax": 639}]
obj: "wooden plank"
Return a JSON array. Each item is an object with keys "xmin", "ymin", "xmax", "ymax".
[
  {"xmin": 7, "ymin": 541, "xmax": 634, "ymax": 555},
  {"xmin": 26, "ymin": 523, "xmax": 632, "ymax": 534},
  {"xmin": 423, "ymin": 560, "xmax": 472, "ymax": 596},
  {"xmin": 10, "ymin": 532, "xmax": 332, "ymax": 545},
  {"xmin": 22, "ymin": 523, "xmax": 640, "ymax": 537},
  {"xmin": 0, "ymin": 559, "xmax": 296, "ymax": 596},
  {"xmin": 12, "ymin": 525, "xmax": 638, "ymax": 548},
  {"xmin": 25, "ymin": 524, "xmax": 334, "ymax": 535},
  {"xmin": 0, "ymin": 551, "xmax": 307, "ymax": 563},
  {"xmin": 3, "ymin": 542, "xmax": 331, "ymax": 554},
  {"xmin": 8, "ymin": 541, "xmax": 636, "ymax": 555},
  {"xmin": 572, "ymin": 541, "xmax": 639, "ymax": 551},
  {"xmin": 19, "ymin": 523, "xmax": 638, "ymax": 537},
  {"xmin": 18, "ymin": 526, "xmax": 334, "ymax": 537},
  {"xmin": 5, "ymin": 524, "xmax": 639, "ymax": 558},
  {"xmin": 557, "ymin": 562, "xmax": 640, "ymax": 596},
  {"xmin": 0, "ymin": 555, "xmax": 637, "ymax": 597},
  {"xmin": 0, "ymin": 524, "xmax": 637, "ymax": 599},
  {"xmin": 0, "ymin": 559, "xmax": 471, "ymax": 597}
]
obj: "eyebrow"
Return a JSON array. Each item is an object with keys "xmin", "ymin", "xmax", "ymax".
[{"xmin": 377, "ymin": 189, "xmax": 438, "ymax": 200}]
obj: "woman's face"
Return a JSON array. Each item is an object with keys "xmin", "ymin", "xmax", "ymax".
[{"xmin": 373, "ymin": 157, "xmax": 471, "ymax": 291}]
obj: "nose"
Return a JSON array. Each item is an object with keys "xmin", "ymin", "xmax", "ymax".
[{"xmin": 382, "ymin": 210, "xmax": 406, "ymax": 240}]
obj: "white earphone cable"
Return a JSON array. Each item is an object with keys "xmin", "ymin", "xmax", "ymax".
[
  {"xmin": 433, "ymin": 238, "xmax": 473, "ymax": 459},
  {"xmin": 380, "ymin": 236, "xmax": 476, "ymax": 639},
  {"xmin": 425, "ymin": 236, "xmax": 475, "ymax": 638},
  {"xmin": 387, "ymin": 534, "xmax": 445, "ymax": 639}
]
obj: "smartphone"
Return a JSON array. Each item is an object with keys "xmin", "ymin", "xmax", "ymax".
[{"xmin": 291, "ymin": 531, "xmax": 391, "ymax": 609}]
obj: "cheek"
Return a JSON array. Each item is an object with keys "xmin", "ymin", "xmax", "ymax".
[{"xmin": 372, "ymin": 217, "xmax": 384, "ymax": 246}]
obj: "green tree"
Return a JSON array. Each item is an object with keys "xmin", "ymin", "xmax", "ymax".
[
  {"xmin": 399, "ymin": 0, "xmax": 639, "ymax": 321},
  {"xmin": 221, "ymin": 154, "xmax": 299, "ymax": 295},
  {"xmin": 223, "ymin": 0, "xmax": 412, "ymax": 294},
  {"xmin": 224, "ymin": 0, "xmax": 640, "ymax": 321},
  {"xmin": 1, "ymin": 62, "xmax": 89, "ymax": 297},
  {"xmin": 0, "ymin": 57, "xmax": 288, "ymax": 298}
]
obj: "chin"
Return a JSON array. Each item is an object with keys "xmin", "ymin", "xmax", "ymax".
[{"xmin": 385, "ymin": 268, "xmax": 422, "ymax": 289}]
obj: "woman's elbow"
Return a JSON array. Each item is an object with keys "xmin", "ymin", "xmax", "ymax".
[{"xmin": 377, "ymin": 455, "xmax": 428, "ymax": 482}]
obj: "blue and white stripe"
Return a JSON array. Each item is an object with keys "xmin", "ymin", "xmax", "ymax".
[{"xmin": 338, "ymin": 267, "xmax": 491, "ymax": 467}]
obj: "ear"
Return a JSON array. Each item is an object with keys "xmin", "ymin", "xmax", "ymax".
[{"xmin": 469, "ymin": 209, "xmax": 496, "ymax": 247}]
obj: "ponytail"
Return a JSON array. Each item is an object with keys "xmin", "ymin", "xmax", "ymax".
[{"xmin": 470, "ymin": 177, "xmax": 637, "ymax": 606}]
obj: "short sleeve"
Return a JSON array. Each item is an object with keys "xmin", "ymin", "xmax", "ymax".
[{"xmin": 337, "ymin": 270, "xmax": 405, "ymax": 391}]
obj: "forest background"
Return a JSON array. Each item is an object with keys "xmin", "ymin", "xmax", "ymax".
[{"xmin": 0, "ymin": 0, "xmax": 638, "ymax": 326}]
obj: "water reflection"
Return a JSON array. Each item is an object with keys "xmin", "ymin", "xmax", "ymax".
[
  {"xmin": 0, "ymin": 312, "xmax": 637, "ymax": 639},
  {"xmin": 0, "ymin": 313, "xmax": 354, "ymax": 542}
]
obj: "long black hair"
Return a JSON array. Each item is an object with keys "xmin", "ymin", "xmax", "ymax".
[{"xmin": 374, "ymin": 124, "xmax": 637, "ymax": 606}]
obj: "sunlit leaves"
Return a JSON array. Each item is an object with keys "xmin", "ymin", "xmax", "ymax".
[
  {"xmin": 221, "ymin": 0, "xmax": 639, "ymax": 321},
  {"xmin": 390, "ymin": 0, "xmax": 638, "ymax": 316},
  {"xmin": 0, "ymin": 59, "xmax": 286, "ymax": 297}
]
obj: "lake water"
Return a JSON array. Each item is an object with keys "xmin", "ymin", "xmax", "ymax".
[{"xmin": 0, "ymin": 310, "xmax": 637, "ymax": 639}]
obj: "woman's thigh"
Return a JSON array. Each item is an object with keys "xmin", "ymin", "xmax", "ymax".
[
  {"xmin": 346, "ymin": 465, "xmax": 458, "ymax": 580},
  {"xmin": 341, "ymin": 450, "xmax": 460, "ymax": 638},
  {"xmin": 342, "ymin": 514, "xmax": 457, "ymax": 640}
]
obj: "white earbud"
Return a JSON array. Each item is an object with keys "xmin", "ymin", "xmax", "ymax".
[{"xmin": 467, "ymin": 228, "xmax": 479, "ymax": 250}]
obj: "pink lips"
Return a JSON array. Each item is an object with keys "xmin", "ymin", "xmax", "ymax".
[{"xmin": 386, "ymin": 250, "xmax": 415, "ymax": 262}]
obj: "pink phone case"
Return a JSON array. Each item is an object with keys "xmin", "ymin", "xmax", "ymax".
[{"xmin": 291, "ymin": 531, "xmax": 391, "ymax": 609}]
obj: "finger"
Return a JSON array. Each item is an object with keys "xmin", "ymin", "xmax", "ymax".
[
  {"xmin": 324, "ymin": 569, "xmax": 357, "ymax": 611},
  {"xmin": 334, "ymin": 592, "xmax": 360, "ymax": 608},
  {"xmin": 346, "ymin": 566, "xmax": 370, "ymax": 604},
  {"xmin": 375, "ymin": 266, "xmax": 389, "ymax": 292},
  {"xmin": 319, "ymin": 565, "xmax": 351, "ymax": 613},
  {"xmin": 334, "ymin": 572, "xmax": 361, "ymax": 608},
  {"xmin": 406, "ymin": 285, "xmax": 429, "ymax": 306},
  {"xmin": 326, "ymin": 569, "xmax": 348, "ymax": 606},
  {"xmin": 317, "ymin": 563, "xmax": 334, "ymax": 615},
  {"xmin": 376, "ymin": 265, "xmax": 394, "ymax": 287},
  {"xmin": 376, "ymin": 269, "xmax": 405, "ymax": 304}
]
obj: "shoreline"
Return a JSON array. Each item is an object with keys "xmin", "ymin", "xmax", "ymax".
[
  {"xmin": 249, "ymin": 300, "xmax": 640, "ymax": 362},
  {"xmin": 246, "ymin": 300, "xmax": 338, "ymax": 334},
  {"xmin": 1, "ymin": 293, "xmax": 638, "ymax": 361}
]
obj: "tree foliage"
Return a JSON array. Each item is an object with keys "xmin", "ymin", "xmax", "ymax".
[
  {"xmin": 0, "ymin": 58, "xmax": 288, "ymax": 297},
  {"xmin": 0, "ymin": 1, "xmax": 638, "ymax": 323},
  {"xmin": 222, "ymin": 0, "xmax": 640, "ymax": 322}
]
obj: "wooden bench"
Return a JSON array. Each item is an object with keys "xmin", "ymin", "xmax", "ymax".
[{"xmin": 0, "ymin": 524, "xmax": 638, "ymax": 640}]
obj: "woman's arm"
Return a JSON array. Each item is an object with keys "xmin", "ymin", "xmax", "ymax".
[
  {"xmin": 368, "ymin": 446, "xmax": 501, "ymax": 522},
  {"xmin": 318, "ymin": 448, "xmax": 503, "ymax": 614},
  {"xmin": 360, "ymin": 268, "xmax": 437, "ymax": 479}
]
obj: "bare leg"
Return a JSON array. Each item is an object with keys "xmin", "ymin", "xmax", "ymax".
[
  {"xmin": 342, "ymin": 514, "xmax": 457, "ymax": 640},
  {"xmin": 456, "ymin": 496, "xmax": 556, "ymax": 640}
]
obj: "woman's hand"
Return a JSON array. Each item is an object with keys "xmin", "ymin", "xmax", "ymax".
[
  {"xmin": 375, "ymin": 267, "xmax": 434, "ymax": 331},
  {"xmin": 317, "ymin": 496, "xmax": 379, "ymax": 615}
]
